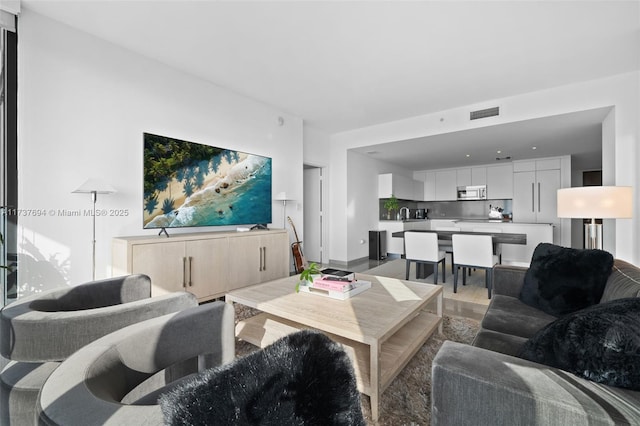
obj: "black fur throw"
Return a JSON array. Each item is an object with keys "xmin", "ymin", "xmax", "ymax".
[
  {"xmin": 519, "ymin": 243, "xmax": 614, "ymax": 316},
  {"xmin": 159, "ymin": 330, "xmax": 365, "ymax": 425},
  {"xmin": 518, "ymin": 297, "xmax": 640, "ymax": 390}
]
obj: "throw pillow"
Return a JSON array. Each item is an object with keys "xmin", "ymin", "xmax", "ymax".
[
  {"xmin": 159, "ymin": 329, "xmax": 365, "ymax": 426},
  {"xmin": 518, "ymin": 297, "xmax": 640, "ymax": 390},
  {"xmin": 519, "ymin": 243, "xmax": 614, "ymax": 316}
]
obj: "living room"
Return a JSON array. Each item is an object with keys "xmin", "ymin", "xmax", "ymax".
[
  {"xmin": 3, "ymin": 1, "xmax": 638, "ymax": 301},
  {"xmin": 1, "ymin": 1, "xmax": 639, "ymax": 424}
]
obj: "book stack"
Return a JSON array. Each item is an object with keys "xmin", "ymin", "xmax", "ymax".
[
  {"xmin": 320, "ymin": 268, "xmax": 355, "ymax": 281},
  {"xmin": 300, "ymin": 275, "xmax": 371, "ymax": 300}
]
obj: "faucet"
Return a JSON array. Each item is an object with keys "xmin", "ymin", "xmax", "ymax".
[{"xmin": 400, "ymin": 207, "xmax": 410, "ymax": 221}]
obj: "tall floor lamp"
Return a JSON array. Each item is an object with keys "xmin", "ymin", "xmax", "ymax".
[
  {"xmin": 275, "ymin": 192, "xmax": 292, "ymax": 229},
  {"xmin": 557, "ymin": 186, "xmax": 633, "ymax": 250},
  {"xmin": 73, "ymin": 179, "xmax": 117, "ymax": 280}
]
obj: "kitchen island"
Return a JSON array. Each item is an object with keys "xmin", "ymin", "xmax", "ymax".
[{"xmin": 378, "ymin": 219, "xmax": 552, "ymax": 266}]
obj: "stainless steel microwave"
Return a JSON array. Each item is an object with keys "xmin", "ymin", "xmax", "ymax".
[{"xmin": 457, "ymin": 185, "xmax": 487, "ymax": 200}]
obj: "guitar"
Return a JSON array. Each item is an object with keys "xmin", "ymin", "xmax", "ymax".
[{"xmin": 287, "ymin": 216, "xmax": 308, "ymax": 273}]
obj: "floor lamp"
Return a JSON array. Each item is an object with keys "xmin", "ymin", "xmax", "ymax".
[
  {"xmin": 73, "ymin": 179, "xmax": 117, "ymax": 280},
  {"xmin": 557, "ymin": 186, "xmax": 633, "ymax": 250},
  {"xmin": 274, "ymin": 192, "xmax": 292, "ymax": 229}
]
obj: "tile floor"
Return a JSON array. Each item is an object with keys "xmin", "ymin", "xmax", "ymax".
[{"xmin": 322, "ymin": 255, "xmax": 491, "ymax": 321}]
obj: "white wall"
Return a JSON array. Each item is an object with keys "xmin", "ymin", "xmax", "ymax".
[
  {"xmin": 346, "ymin": 151, "xmax": 380, "ymax": 262},
  {"xmin": 344, "ymin": 151, "xmax": 414, "ymax": 263},
  {"xmin": 303, "ymin": 125, "xmax": 331, "ymax": 166},
  {"xmin": 330, "ymin": 71, "xmax": 639, "ymax": 265},
  {"xmin": 17, "ymin": 10, "xmax": 303, "ymax": 295}
]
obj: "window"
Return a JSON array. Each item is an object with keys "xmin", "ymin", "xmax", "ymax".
[{"xmin": 1, "ymin": 13, "xmax": 17, "ymax": 307}]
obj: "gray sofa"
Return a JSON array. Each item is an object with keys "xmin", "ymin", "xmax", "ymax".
[{"xmin": 432, "ymin": 259, "xmax": 640, "ymax": 426}]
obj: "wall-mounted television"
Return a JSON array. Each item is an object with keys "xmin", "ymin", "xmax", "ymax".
[{"xmin": 143, "ymin": 133, "xmax": 272, "ymax": 230}]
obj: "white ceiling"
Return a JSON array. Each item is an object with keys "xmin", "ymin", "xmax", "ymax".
[
  {"xmin": 22, "ymin": 1, "xmax": 640, "ymax": 170},
  {"xmin": 352, "ymin": 107, "xmax": 611, "ymax": 170}
]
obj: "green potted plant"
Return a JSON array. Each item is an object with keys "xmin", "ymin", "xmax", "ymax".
[
  {"xmin": 295, "ymin": 262, "xmax": 321, "ymax": 292},
  {"xmin": 383, "ymin": 194, "xmax": 399, "ymax": 220}
]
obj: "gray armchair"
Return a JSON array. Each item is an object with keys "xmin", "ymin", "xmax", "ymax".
[
  {"xmin": 0, "ymin": 274, "xmax": 198, "ymax": 425},
  {"xmin": 37, "ymin": 301, "xmax": 235, "ymax": 426}
]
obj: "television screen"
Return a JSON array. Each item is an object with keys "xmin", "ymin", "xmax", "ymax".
[{"xmin": 143, "ymin": 133, "xmax": 272, "ymax": 229}]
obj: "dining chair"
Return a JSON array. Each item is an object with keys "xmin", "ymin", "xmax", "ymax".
[
  {"xmin": 404, "ymin": 231, "xmax": 446, "ymax": 284},
  {"xmin": 473, "ymin": 227, "xmax": 503, "ymax": 264},
  {"xmin": 432, "ymin": 226, "xmax": 460, "ymax": 267},
  {"xmin": 452, "ymin": 234, "xmax": 499, "ymax": 299}
]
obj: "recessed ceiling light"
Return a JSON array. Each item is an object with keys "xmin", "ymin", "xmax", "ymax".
[
  {"xmin": 496, "ymin": 150, "xmax": 501, "ymax": 154},
  {"xmin": 466, "ymin": 154, "xmax": 470, "ymax": 157},
  {"xmin": 532, "ymin": 146, "xmax": 537, "ymax": 150}
]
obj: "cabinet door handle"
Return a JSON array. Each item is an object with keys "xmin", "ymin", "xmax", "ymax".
[
  {"xmin": 259, "ymin": 247, "xmax": 263, "ymax": 271},
  {"xmin": 531, "ymin": 183, "xmax": 535, "ymax": 212},
  {"xmin": 263, "ymin": 246, "xmax": 267, "ymax": 271},
  {"xmin": 538, "ymin": 182, "xmax": 541, "ymax": 213},
  {"xmin": 188, "ymin": 256, "xmax": 193, "ymax": 286},
  {"xmin": 182, "ymin": 257, "xmax": 187, "ymax": 288}
]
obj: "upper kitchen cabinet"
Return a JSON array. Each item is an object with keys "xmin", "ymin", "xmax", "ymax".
[
  {"xmin": 486, "ymin": 164, "xmax": 513, "ymax": 199},
  {"xmin": 420, "ymin": 171, "xmax": 436, "ymax": 201},
  {"xmin": 471, "ymin": 167, "xmax": 487, "ymax": 186},
  {"xmin": 413, "ymin": 179, "xmax": 424, "ymax": 201},
  {"xmin": 435, "ymin": 169, "xmax": 458, "ymax": 201},
  {"xmin": 378, "ymin": 173, "xmax": 415, "ymax": 200},
  {"xmin": 456, "ymin": 168, "xmax": 472, "ymax": 187}
]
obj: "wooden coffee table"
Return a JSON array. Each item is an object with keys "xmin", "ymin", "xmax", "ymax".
[{"xmin": 225, "ymin": 273, "xmax": 443, "ymax": 421}]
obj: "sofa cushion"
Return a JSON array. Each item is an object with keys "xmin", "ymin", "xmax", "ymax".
[
  {"xmin": 481, "ymin": 295, "xmax": 557, "ymax": 339},
  {"xmin": 519, "ymin": 243, "xmax": 613, "ymax": 316},
  {"xmin": 473, "ymin": 329, "xmax": 529, "ymax": 357},
  {"xmin": 600, "ymin": 259, "xmax": 640, "ymax": 303},
  {"xmin": 518, "ymin": 297, "xmax": 640, "ymax": 390}
]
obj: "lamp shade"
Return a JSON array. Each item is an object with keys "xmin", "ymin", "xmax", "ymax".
[
  {"xmin": 274, "ymin": 192, "xmax": 290, "ymax": 201},
  {"xmin": 557, "ymin": 186, "xmax": 633, "ymax": 219},
  {"xmin": 73, "ymin": 178, "xmax": 117, "ymax": 194}
]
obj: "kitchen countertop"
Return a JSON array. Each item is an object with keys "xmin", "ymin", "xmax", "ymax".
[
  {"xmin": 391, "ymin": 229, "xmax": 527, "ymax": 245},
  {"xmin": 379, "ymin": 218, "xmax": 555, "ymax": 225}
]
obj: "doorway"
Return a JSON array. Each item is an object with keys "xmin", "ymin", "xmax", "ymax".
[{"xmin": 303, "ymin": 165, "xmax": 327, "ymax": 264}]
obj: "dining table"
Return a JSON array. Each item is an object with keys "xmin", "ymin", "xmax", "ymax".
[{"xmin": 391, "ymin": 229, "xmax": 527, "ymax": 279}]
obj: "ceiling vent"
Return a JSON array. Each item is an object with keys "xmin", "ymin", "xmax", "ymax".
[{"xmin": 470, "ymin": 106, "xmax": 500, "ymax": 120}]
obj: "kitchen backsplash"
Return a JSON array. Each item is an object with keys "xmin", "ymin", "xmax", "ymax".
[{"xmin": 379, "ymin": 199, "xmax": 513, "ymax": 220}]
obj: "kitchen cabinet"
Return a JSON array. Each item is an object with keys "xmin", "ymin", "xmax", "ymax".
[
  {"xmin": 413, "ymin": 180, "xmax": 424, "ymax": 201},
  {"xmin": 423, "ymin": 171, "xmax": 436, "ymax": 201},
  {"xmin": 435, "ymin": 170, "xmax": 457, "ymax": 201},
  {"xmin": 514, "ymin": 158, "xmax": 561, "ymax": 172},
  {"xmin": 378, "ymin": 173, "xmax": 415, "ymax": 200},
  {"xmin": 486, "ymin": 164, "xmax": 513, "ymax": 199},
  {"xmin": 513, "ymin": 168, "xmax": 560, "ymax": 224},
  {"xmin": 471, "ymin": 167, "xmax": 487, "ymax": 186},
  {"xmin": 377, "ymin": 221, "xmax": 404, "ymax": 255},
  {"xmin": 456, "ymin": 168, "xmax": 472, "ymax": 187},
  {"xmin": 112, "ymin": 229, "xmax": 288, "ymax": 302}
]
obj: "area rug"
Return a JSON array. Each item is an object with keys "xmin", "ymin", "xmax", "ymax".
[{"xmin": 234, "ymin": 306, "xmax": 479, "ymax": 425}]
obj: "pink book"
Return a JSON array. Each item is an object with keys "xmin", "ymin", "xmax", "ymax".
[{"xmin": 312, "ymin": 277, "xmax": 354, "ymax": 292}]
